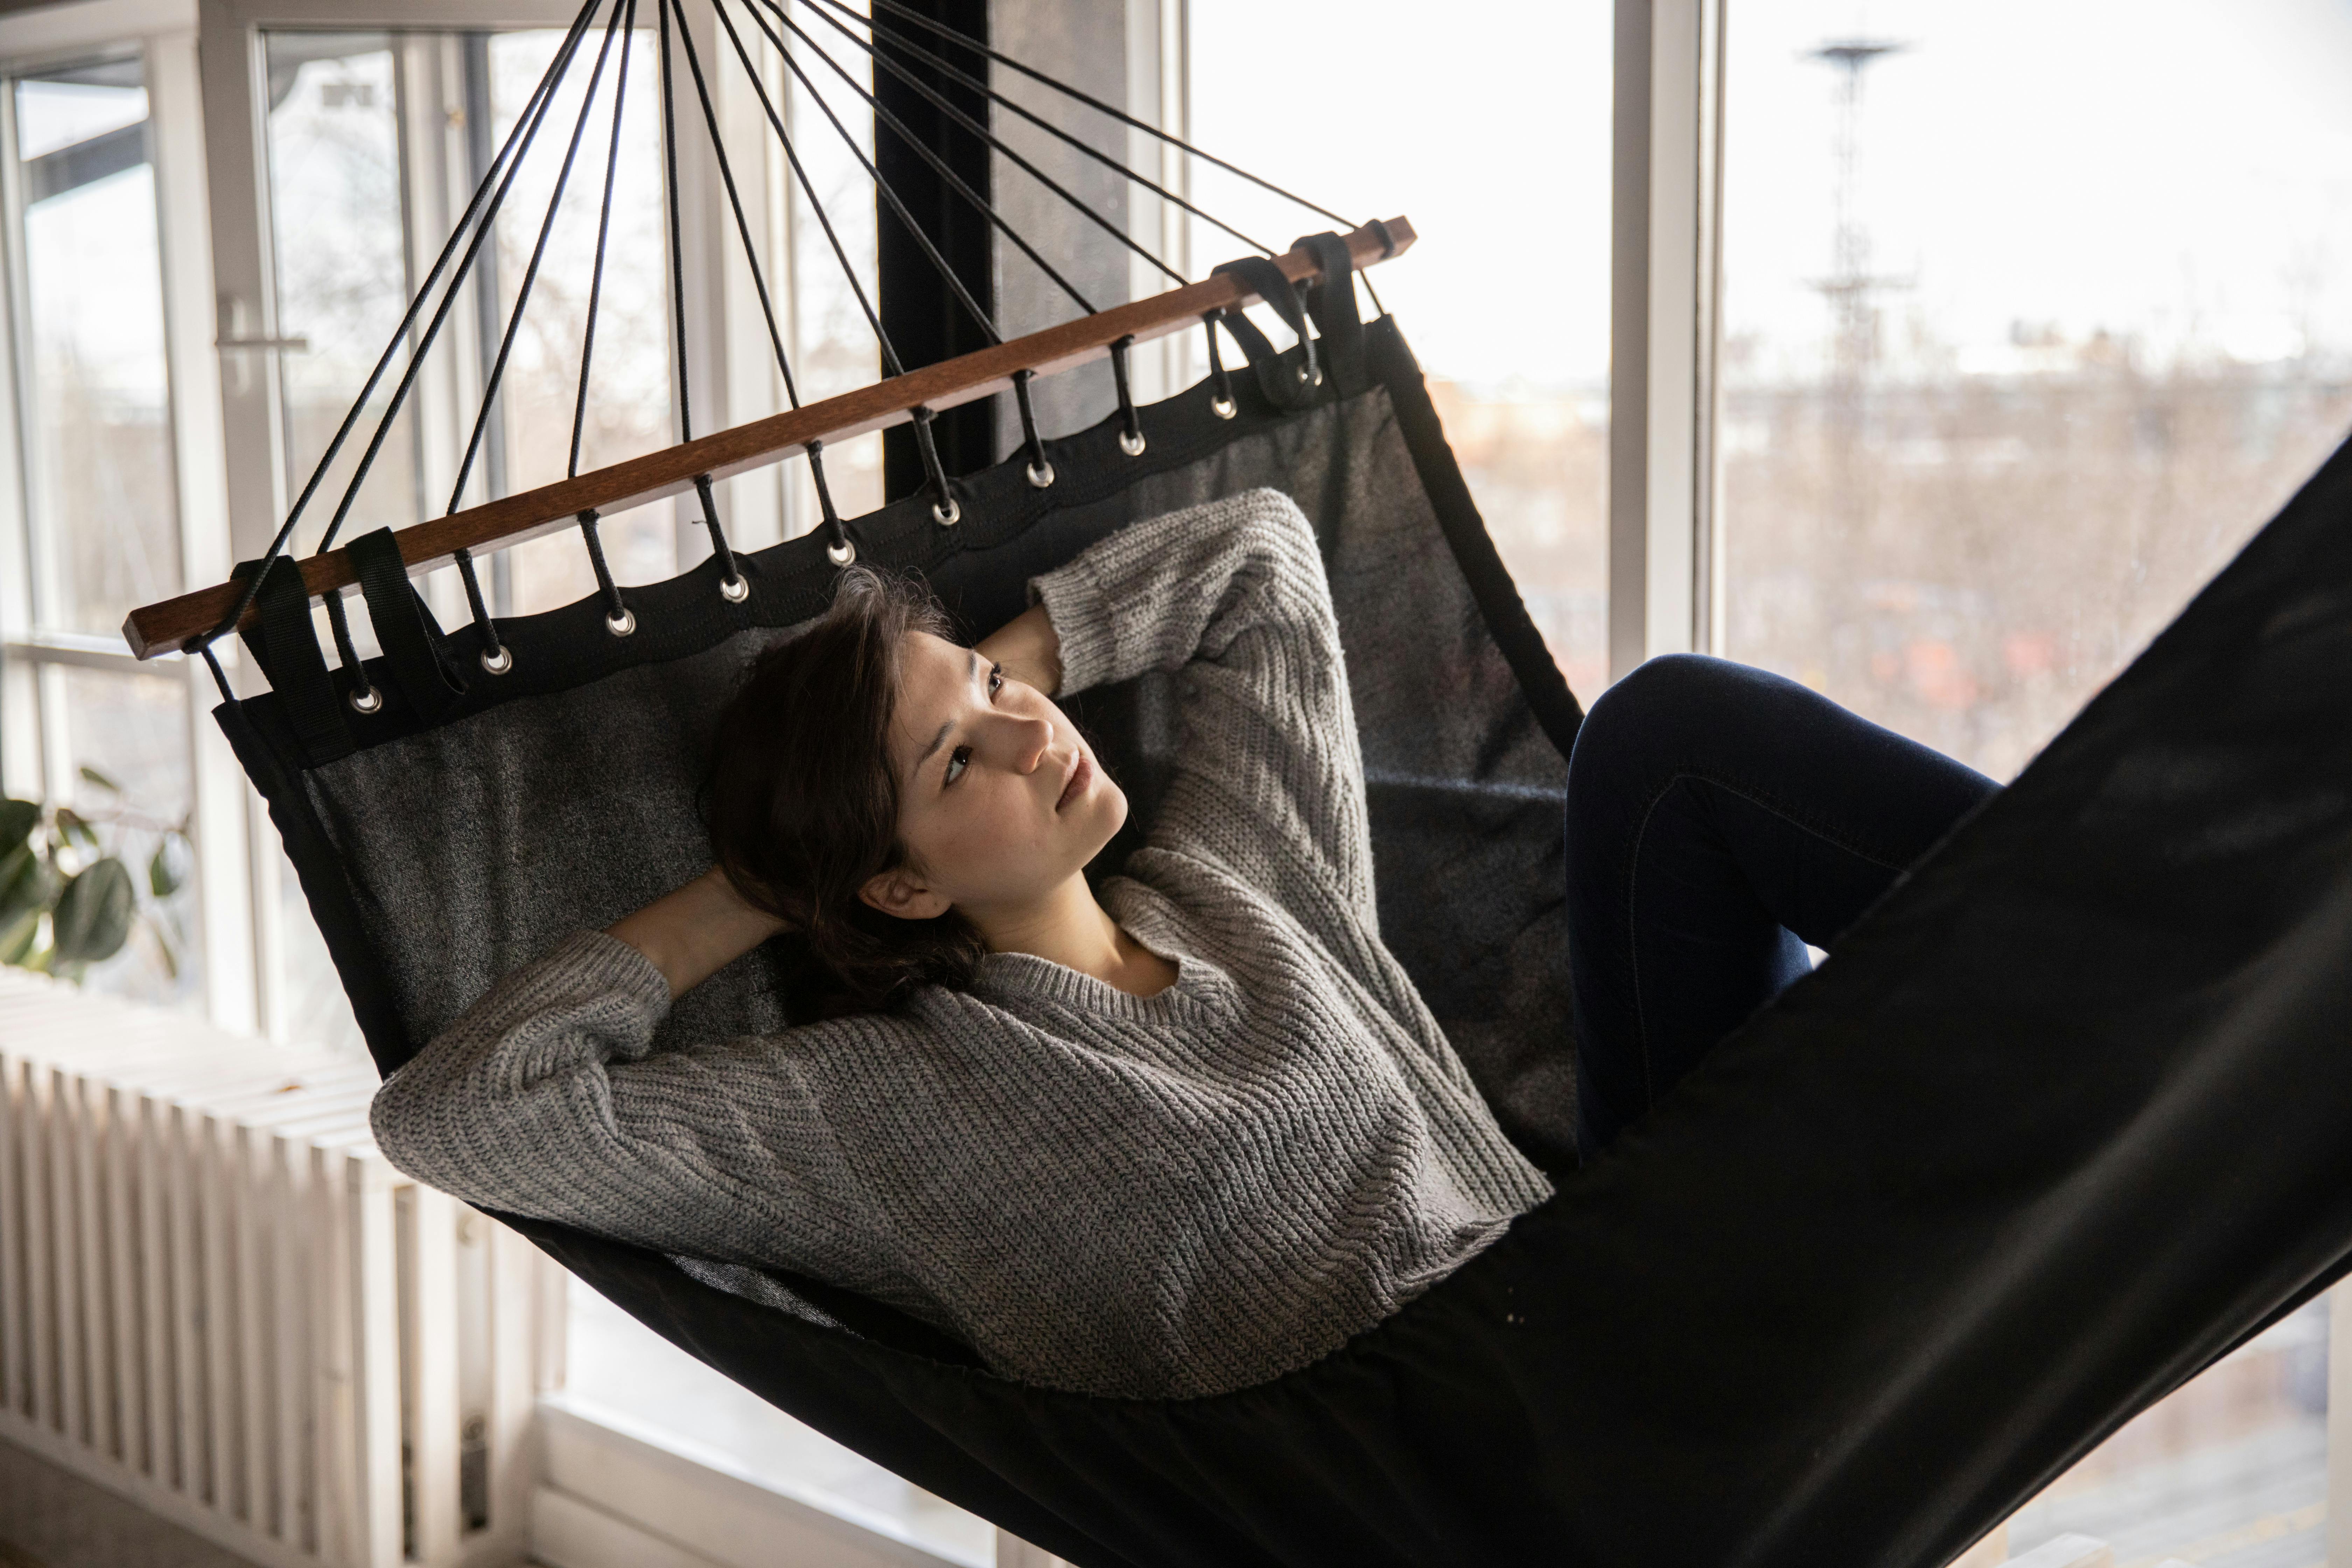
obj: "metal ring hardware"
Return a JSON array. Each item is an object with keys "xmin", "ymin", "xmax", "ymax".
[
  {"xmin": 1119, "ymin": 429, "xmax": 1147, "ymax": 458},
  {"xmin": 1211, "ymin": 395, "xmax": 1237, "ymax": 421},
  {"xmin": 826, "ymin": 536, "xmax": 857, "ymax": 567},
  {"xmin": 720, "ymin": 574, "xmax": 750, "ymax": 603},
  {"xmin": 1027, "ymin": 460, "xmax": 1056, "ymax": 489},
  {"xmin": 348, "ymin": 686, "xmax": 383, "ymax": 715},
  {"xmin": 932, "ymin": 496, "xmax": 961, "ymax": 527},
  {"xmin": 479, "ymin": 646, "xmax": 513, "ymax": 676},
  {"xmin": 606, "ymin": 608, "xmax": 637, "ymax": 637}
]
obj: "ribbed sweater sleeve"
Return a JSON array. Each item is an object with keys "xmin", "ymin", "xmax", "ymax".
[
  {"xmin": 1031, "ymin": 488, "xmax": 1376, "ymax": 930},
  {"xmin": 368, "ymin": 931, "xmax": 853, "ymax": 1270}
]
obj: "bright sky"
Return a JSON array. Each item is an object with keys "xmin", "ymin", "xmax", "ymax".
[{"xmin": 1188, "ymin": 0, "xmax": 2352, "ymax": 391}]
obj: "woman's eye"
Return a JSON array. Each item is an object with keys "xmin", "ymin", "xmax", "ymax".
[
  {"xmin": 945, "ymin": 744, "xmax": 972, "ymax": 786},
  {"xmin": 987, "ymin": 663, "xmax": 1004, "ymax": 698}
]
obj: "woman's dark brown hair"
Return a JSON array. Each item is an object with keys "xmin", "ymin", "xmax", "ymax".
[{"xmin": 706, "ymin": 567, "xmax": 986, "ymax": 1012}]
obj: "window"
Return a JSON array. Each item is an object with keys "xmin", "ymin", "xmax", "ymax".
[
  {"xmin": 1186, "ymin": 0, "xmax": 1614, "ymax": 696},
  {"xmin": 0, "ymin": 50, "xmax": 203, "ymax": 1009},
  {"xmin": 1720, "ymin": 0, "xmax": 2352, "ymax": 780},
  {"xmin": 1718, "ymin": 2, "xmax": 2352, "ymax": 1558}
]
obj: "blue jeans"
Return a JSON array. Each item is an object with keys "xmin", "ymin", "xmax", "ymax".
[{"xmin": 1565, "ymin": 655, "xmax": 1999, "ymax": 1153}]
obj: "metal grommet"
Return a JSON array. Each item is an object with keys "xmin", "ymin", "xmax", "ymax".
[
  {"xmin": 606, "ymin": 608, "xmax": 637, "ymax": 637},
  {"xmin": 479, "ymin": 646, "xmax": 513, "ymax": 676},
  {"xmin": 932, "ymin": 496, "xmax": 961, "ymax": 527},
  {"xmin": 1026, "ymin": 460, "xmax": 1055, "ymax": 489},
  {"xmin": 1119, "ymin": 429, "xmax": 1147, "ymax": 457},
  {"xmin": 826, "ymin": 536, "xmax": 856, "ymax": 567},
  {"xmin": 1211, "ymin": 395, "xmax": 1237, "ymax": 421},
  {"xmin": 1296, "ymin": 363, "xmax": 1323, "ymax": 387},
  {"xmin": 720, "ymin": 574, "xmax": 750, "ymax": 603},
  {"xmin": 348, "ymin": 686, "xmax": 383, "ymax": 715}
]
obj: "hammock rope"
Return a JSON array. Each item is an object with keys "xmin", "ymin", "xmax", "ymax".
[{"xmin": 180, "ymin": 0, "xmax": 1374, "ymax": 684}]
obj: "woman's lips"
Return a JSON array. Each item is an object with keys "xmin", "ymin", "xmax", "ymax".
[{"xmin": 1056, "ymin": 752, "xmax": 1092, "ymax": 812}]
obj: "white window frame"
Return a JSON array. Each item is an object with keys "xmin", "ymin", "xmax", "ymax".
[{"xmin": 0, "ymin": 0, "xmax": 257, "ymax": 1032}]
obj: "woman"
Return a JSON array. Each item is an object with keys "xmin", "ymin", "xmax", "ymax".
[{"xmin": 370, "ymin": 487, "xmax": 1993, "ymax": 1399}]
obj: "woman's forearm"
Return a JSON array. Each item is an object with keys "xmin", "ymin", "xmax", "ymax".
[
  {"xmin": 975, "ymin": 602, "xmax": 1063, "ymax": 696},
  {"xmin": 606, "ymin": 866, "xmax": 788, "ymax": 999}
]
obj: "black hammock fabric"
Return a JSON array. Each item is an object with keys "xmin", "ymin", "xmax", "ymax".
[{"xmin": 221, "ymin": 265, "xmax": 2352, "ymax": 1566}]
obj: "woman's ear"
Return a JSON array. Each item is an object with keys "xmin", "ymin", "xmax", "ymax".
[{"xmin": 859, "ymin": 867, "xmax": 952, "ymax": 922}]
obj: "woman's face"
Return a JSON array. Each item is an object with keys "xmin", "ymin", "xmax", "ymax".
[{"xmin": 863, "ymin": 629, "xmax": 1126, "ymax": 923}]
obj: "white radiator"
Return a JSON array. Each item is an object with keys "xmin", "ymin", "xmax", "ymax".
[{"xmin": 0, "ymin": 966, "xmax": 558, "ymax": 1568}]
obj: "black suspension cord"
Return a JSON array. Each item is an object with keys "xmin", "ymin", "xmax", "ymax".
[
  {"xmin": 1109, "ymin": 335, "xmax": 1144, "ymax": 456},
  {"xmin": 860, "ymin": 0, "xmax": 1351, "ymax": 229},
  {"xmin": 820, "ymin": 0, "xmax": 1387, "ymax": 314},
  {"xmin": 450, "ymin": 0, "xmax": 632, "ymax": 669},
  {"xmin": 657, "ymin": 0, "xmax": 749, "ymax": 588},
  {"xmin": 704, "ymin": 0, "xmax": 957, "ymax": 525},
  {"xmin": 321, "ymin": 590, "xmax": 379, "ymax": 711},
  {"xmin": 566, "ymin": 0, "xmax": 642, "ymax": 620},
  {"xmin": 1013, "ymin": 369, "xmax": 1051, "ymax": 488},
  {"xmin": 677, "ymin": 0, "xmax": 860, "ymax": 564},
  {"xmin": 799, "ymin": 0, "xmax": 1260, "ymax": 265},
  {"xmin": 739, "ymin": 3, "xmax": 997, "ymax": 349},
  {"xmin": 1204, "ymin": 312, "xmax": 1237, "ymax": 418},
  {"xmin": 188, "ymin": 0, "xmax": 601, "ymax": 656},
  {"xmin": 314, "ymin": 4, "xmax": 604, "ymax": 558},
  {"xmin": 741, "ymin": 0, "xmax": 1098, "ymax": 312}
]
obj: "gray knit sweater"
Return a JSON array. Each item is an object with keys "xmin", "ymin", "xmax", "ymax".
[{"xmin": 371, "ymin": 488, "xmax": 1554, "ymax": 1398}]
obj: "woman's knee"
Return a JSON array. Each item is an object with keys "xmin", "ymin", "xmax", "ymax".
[{"xmin": 1573, "ymin": 654, "xmax": 1757, "ymax": 768}]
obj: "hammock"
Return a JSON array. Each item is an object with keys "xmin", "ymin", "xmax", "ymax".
[{"xmin": 124, "ymin": 1, "xmax": 2352, "ymax": 1562}]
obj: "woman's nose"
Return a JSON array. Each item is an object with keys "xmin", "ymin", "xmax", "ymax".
[{"xmin": 989, "ymin": 712, "xmax": 1054, "ymax": 774}]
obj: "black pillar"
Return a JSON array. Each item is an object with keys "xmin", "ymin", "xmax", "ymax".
[{"xmin": 875, "ymin": 0, "xmax": 994, "ymax": 500}]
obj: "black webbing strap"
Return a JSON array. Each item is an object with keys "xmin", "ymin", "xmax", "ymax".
[
  {"xmin": 1210, "ymin": 257, "xmax": 1322, "ymax": 411},
  {"xmin": 1292, "ymin": 231, "xmax": 1369, "ymax": 395},
  {"xmin": 240, "ymin": 557, "xmax": 355, "ymax": 766},
  {"xmin": 349, "ymin": 529, "xmax": 467, "ymax": 724}
]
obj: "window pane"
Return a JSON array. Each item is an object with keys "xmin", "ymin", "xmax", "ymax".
[
  {"xmin": 15, "ymin": 59, "xmax": 180, "ymax": 637},
  {"xmin": 1188, "ymin": 0, "xmax": 1612, "ymax": 695},
  {"xmin": 265, "ymin": 34, "xmax": 421, "ymax": 555},
  {"xmin": 56, "ymin": 666, "xmax": 200, "ymax": 1009},
  {"xmin": 1722, "ymin": 0, "xmax": 2352, "ymax": 780}
]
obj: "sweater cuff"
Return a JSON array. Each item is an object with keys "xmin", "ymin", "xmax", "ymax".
[
  {"xmin": 1030, "ymin": 555, "xmax": 1118, "ymax": 696},
  {"xmin": 547, "ymin": 928, "xmax": 676, "ymax": 1021}
]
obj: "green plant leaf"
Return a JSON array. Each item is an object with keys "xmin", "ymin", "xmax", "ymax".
[
  {"xmin": 51, "ymin": 858, "xmax": 134, "ymax": 967},
  {"xmin": 77, "ymin": 764, "xmax": 121, "ymax": 795},
  {"xmin": 54, "ymin": 808, "xmax": 99, "ymax": 850},
  {"xmin": 0, "ymin": 906, "xmax": 37, "ymax": 966},
  {"xmin": 0, "ymin": 841, "xmax": 53, "ymax": 925},
  {"xmin": 149, "ymin": 841, "xmax": 186, "ymax": 898},
  {"xmin": 0, "ymin": 798, "xmax": 36, "ymax": 851}
]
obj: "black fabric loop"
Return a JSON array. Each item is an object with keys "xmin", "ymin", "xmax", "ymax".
[
  {"xmin": 1013, "ymin": 369, "xmax": 1054, "ymax": 485},
  {"xmin": 576, "ymin": 509, "xmax": 630, "ymax": 623},
  {"xmin": 451, "ymin": 549, "xmax": 509, "ymax": 672},
  {"xmin": 1292, "ymin": 232, "xmax": 1368, "ymax": 394},
  {"xmin": 1210, "ymin": 257, "xmax": 1321, "ymax": 411},
  {"xmin": 242, "ymin": 556, "xmax": 354, "ymax": 765},
  {"xmin": 351, "ymin": 528, "xmax": 468, "ymax": 723},
  {"xmin": 910, "ymin": 408, "xmax": 959, "ymax": 524},
  {"xmin": 806, "ymin": 441, "xmax": 854, "ymax": 564},
  {"xmin": 1109, "ymin": 337, "xmax": 1145, "ymax": 454},
  {"xmin": 693, "ymin": 473, "xmax": 747, "ymax": 596}
]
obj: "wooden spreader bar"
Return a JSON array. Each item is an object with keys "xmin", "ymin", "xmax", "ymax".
[{"xmin": 123, "ymin": 217, "xmax": 1414, "ymax": 660}]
